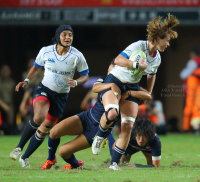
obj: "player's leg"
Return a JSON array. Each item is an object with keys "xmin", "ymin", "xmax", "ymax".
[
  {"xmin": 110, "ymin": 100, "xmax": 138, "ymax": 170},
  {"xmin": 107, "ymin": 133, "xmax": 115, "ymax": 156},
  {"xmin": 40, "ymin": 115, "xmax": 84, "ymax": 169},
  {"xmin": 19, "ymin": 117, "xmax": 55, "ymax": 168},
  {"xmin": 92, "ymin": 90, "xmax": 119, "ymax": 154},
  {"xmin": 10, "ymin": 98, "xmax": 49, "ymax": 160},
  {"xmin": 59, "ymin": 134, "xmax": 90, "ymax": 169}
]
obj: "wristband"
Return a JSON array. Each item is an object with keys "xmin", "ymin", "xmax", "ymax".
[
  {"xmin": 24, "ymin": 78, "xmax": 30, "ymax": 84},
  {"xmin": 132, "ymin": 62, "xmax": 140, "ymax": 69},
  {"xmin": 74, "ymin": 80, "xmax": 78, "ymax": 86}
]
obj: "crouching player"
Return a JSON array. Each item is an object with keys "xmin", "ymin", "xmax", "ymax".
[{"xmin": 113, "ymin": 118, "xmax": 161, "ymax": 170}]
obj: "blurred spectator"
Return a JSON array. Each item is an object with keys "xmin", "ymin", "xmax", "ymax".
[
  {"xmin": 17, "ymin": 86, "xmax": 34, "ymax": 133},
  {"xmin": 180, "ymin": 47, "xmax": 200, "ymax": 133},
  {"xmin": 16, "ymin": 58, "xmax": 44, "ymax": 132},
  {"xmin": 22, "ymin": 58, "xmax": 44, "ymax": 86},
  {"xmin": 138, "ymin": 95, "xmax": 167, "ymax": 135},
  {"xmin": 0, "ymin": 65, "xmax": 15, "ymax": 127},
  {"xmin": 80, "ymin": 89, "xmax": 97, "ymax": 111}
]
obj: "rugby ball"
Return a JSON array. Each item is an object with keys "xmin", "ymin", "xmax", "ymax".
[{"xmin": 128, "ymin": 50, "xmax": 146, "ymax": 76}]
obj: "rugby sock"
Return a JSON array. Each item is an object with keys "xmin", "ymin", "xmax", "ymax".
[
  {"xmin": 111, "ymin": 146, "xmax": 125, "ymax": 164},
  {"xmin": 97, "ymin": 124, "xmax": 108, "ymax": 138},
  {"xmin": 47, "ymin": 137, "xmax": 60, "ymax": 161},
  {"xmin": 107, "ymin": 133, "xmax": 115, "ymax": 157},
  {"xmin": 21, "ymin": 133, "xmax": 45, "ymax": 159},
  {"xmin": 63, "ymin": 154, "xmax": 79, "ymax": 168},
  {"xmin": 17, "ymin": 119, "xmax": 39, "ymax": 150}
]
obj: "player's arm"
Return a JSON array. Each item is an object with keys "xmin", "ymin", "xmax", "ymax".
[
  {"xmin": 92, "ymin": 82, "xmax": 121, "ymax": 101},
  {"xmin": 15, "ymin": 66, "xmax": 41, "ymax": 91},
  {"xmin": 120, "ymin": 89, "xmax": 151, "ymax": 105},
  {"xmin": 147, "ymin": 74, "xmax": 156, "ymax": 93},
  {"xmin": 115, "ymin": 55, "xmax": 147, "ymax": 71}
]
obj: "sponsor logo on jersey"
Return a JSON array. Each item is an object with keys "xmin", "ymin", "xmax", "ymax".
[
  {"xmin": 41, "ymin": 92, "xmax": 47, "ymax": 96},
  {"xmin": 48, "ymin": 58, "xmax": 55, "ymax": 63},
  {"xmin": 66, "ymin": 61, "xmax": 74, "ymax": 65}
]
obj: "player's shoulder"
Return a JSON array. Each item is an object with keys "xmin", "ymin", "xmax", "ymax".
[
  {"xmin": 41, "ymin": 44, "xmax": 54, "ymax": 51},
  {"xmin": 70, "ymin": 46, "xmax": 84, "ymax": 58},
  {"xmin": 151, "ymin": 133, "xmax": 161, "ymax": 145}
]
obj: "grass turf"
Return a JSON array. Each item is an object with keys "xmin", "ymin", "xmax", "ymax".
[{"xmin": 0, "ymin": 133, "xmax": 200, "ymax": 182}]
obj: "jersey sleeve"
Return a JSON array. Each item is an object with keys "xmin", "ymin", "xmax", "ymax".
[
  {"xmin": 77, "ymin": 52, "xmax": 89, "ymax": 76},
  {"xmin": 120, "ymin": 41, "xmax": 143, "ymax": 59},
  {"xmin": 151, "ymin": 134, "xmax": 162, "ymax": 161},
  {"xmin": 34, "ymin": 47, "xmax": 45, "ymax": 68}
]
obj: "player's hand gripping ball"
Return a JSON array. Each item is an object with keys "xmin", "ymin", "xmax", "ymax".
[{"xmin": 128, "ymin": 50, "xmax": 146, "ymax": 76}]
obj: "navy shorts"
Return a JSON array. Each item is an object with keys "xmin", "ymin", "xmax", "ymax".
[
  {"xmin": 101, "ymin": 74, "xmax": 140, "ymax": 104},
  {"xmin": 124, "ymin": 145, "xmax": 152, "ymax": 156},
  {"xmin": 77, "ymin": 110, "xmax": 112, "ymax": 146},
  {"xmin": 33, "ymin": 82, "xmax": 68, "ymax": 118}
]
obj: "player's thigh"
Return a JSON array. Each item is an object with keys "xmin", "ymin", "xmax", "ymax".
[
  {"xmin": 102, "ymin": 90, "xmax": 119, "ymax": 107},
  {"xmin": 120, "ymin": 100, "xmax": 138, "ymax": 119},
  {"xmin": 50, "ymin": 115, "xmax": 83, "ymax": 138},
  {"xmin": 33, "ymin": 101, "xmax": 49, "ymax": 124},
  {"xmin": 59, "ymin": 134, "xmax": 90, "ymax": 156}
]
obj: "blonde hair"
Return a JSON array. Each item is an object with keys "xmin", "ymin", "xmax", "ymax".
[{"xmin": 147, "ymin": 13, "xmax": 180, "ymax": 44}]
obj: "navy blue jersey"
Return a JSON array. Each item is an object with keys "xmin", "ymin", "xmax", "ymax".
[{"xmin": 125, "ymin": 133, "xmax": 161, "ymax": 160}]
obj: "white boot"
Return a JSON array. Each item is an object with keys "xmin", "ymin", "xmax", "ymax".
[
  {"xmin": 92, "ymin": 135, "xmax": 104, "ymax": 155},
  {"xmin": 19, "ymin": 156, "xmax": 30, "ymax": 168},
  {"xmin": 10, "ymin": 147, "xmax": 21, "ymax": 160},
  {"xmin": 109, "ymin": 162, "xmax": 121, "ymax": 171}
]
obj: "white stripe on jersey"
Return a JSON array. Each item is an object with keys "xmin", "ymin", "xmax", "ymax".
[
  {"xmin": 34, "ymin": 44, "xmax": 89, "ymax": 93},
  {"xmin": 110, "ymin": 40, "xmax": 161, "ymax": 83}
]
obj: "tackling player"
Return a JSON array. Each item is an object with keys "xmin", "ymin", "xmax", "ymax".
[{"xmin": 9, "ymin": 24, "xmax": 89, "ymax": 168}]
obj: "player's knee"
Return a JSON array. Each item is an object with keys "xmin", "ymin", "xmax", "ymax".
[
  {"xmin": 36, "ymin": 125, "xmax": 51, "ymax": 138},
  {"xmin": 107, "ymin": 108, "xmax": 118, "ymax": 121},
  {"xmin": 105, "ymin": 104, "xmax": 119, "ymax": 124},
  {"xmin": 36, "ymin": 129, "xmax": 47, "ymax": 138},
  {"xmin": 33, "ymin": 114, "xmax": 46, "ymax": 125}
]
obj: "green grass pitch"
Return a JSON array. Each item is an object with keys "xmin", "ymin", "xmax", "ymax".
[{"xmin": 0, "ymin": 134, "xmax": 200, "ymax": 182}]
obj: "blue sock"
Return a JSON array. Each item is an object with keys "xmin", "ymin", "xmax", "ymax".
[
  {"xmin": 17, "ymin": 119, "xmax": 39, "ymax": 150},
  {"xmin": 107, "ymin": 133, "xmax": 115, "ymax": 157},
  {"xmin": 47, "ymin": 137, "xmax": 60, "ymax": 161},
  {"xmin": 97, "ymin": 124, "xmax": 108, "ymax": 138},
  {"xmin": 22, "ymin": 133, "xmax": 45, "ymax": 159},
  {"xmin": 63, "ymin": 154, "xmax": 78, "ymax": 168},
  {"xmin": 111, "ymin": 146, "xmax": 125, "ymax": 164}
]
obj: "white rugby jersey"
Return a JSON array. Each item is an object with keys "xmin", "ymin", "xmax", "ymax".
[
  {"xmin": 110, "ymin": 40, "xmax": 161, "ymax": 83},
  {"xmin": 34, "ymin": 44, "xmax": 89, "ymax": 93}
]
